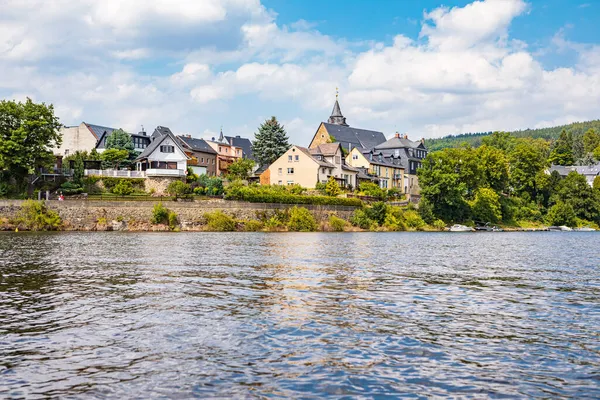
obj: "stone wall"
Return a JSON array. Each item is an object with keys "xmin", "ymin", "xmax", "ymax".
[
  {"xmin": 144, "ymin": 176, "xmax": 184, "ymax": 195},
  {"xmin": 0, "ymin": 199, "xmax": 356, "ymax": 231}
]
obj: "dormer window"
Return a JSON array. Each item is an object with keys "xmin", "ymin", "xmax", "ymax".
[
  {"xmin": 394, "ymin": 149, "xmax": 400, "ymax": 157},
  {"xmin": 160, "ymin": 145, "xmax": 175, "ymax": 153}
]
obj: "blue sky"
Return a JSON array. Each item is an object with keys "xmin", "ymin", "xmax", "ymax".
[{"xmin": 1, "ymin": 0, "xmax": 599, "ymax": 144}]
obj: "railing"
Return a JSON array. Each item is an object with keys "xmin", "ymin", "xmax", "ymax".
[
  {"xmin": 145, "ymin": 169, "xmax": 186, "ymax": 177},
  {"xmin": 40, "ymin": 168, "xmax": 73, "ymax": 176},
  {"xmin": 85, "ymin": 169, "xmax": 146, "ymax": 178}
]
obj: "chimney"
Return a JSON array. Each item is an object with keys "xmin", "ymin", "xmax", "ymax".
[
  {"xmin": 395, "ymin": 132, "xmax": 400, "ymax": 138},
  {"xmin": 187, "ymin": 134, "xmax": 192, "ymax": 138},
  {"xmin": 236, "ymin": 135, "xmax": 241, "ymax": 138},
  {"xmin": 421, "ymin": 137, "xmax": 425, "ymax": 144},
  {"xmin": 140, "ymin": 125, "xmax": 146, "ymax": 136},
  {"xmin": 404, "ymin": 134, "xmax": 408, "ymax": 139}
]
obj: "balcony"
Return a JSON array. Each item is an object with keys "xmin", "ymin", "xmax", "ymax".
[
  {"xmin": 84, "ymin": 169, "xmax": 184, "ymax": 178},
  {"xmin": 145, "ymin": 169, "xmax": 186, "ymax": 177},
  {"xmin": 393, "ymin": 173, "xmax": 402, "ymax": 179}
]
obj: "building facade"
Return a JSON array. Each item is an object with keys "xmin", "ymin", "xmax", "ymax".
[
  {"xmin": 135, "ymin": 126, "xmax": 189, "ymax": 177},
  {"xmin": 177, "ymin": 135, "xmax": 218, "ymax": 176},
  {"xmin": 346, "ymin": 148, "xmax": 405, "ymax": 190}
]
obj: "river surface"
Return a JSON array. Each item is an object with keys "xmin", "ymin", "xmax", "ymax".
[{"xmin": 0, "ymin": 232, "xmax": 599, "ymax": 398}]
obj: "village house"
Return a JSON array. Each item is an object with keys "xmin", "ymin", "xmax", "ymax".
[
  {"xmin": 223, "ymin": 135, "xmax": 254, "ymax": 160},
  {"xmin": 177, "ymin": 135, "xmax": 218, "ymax": 176},
  {"xmin": 309, "ymin": 143, "xmax": 359, "ymax": 188},
  {"xmin": 372, "ymin": 133, "xmax": 428, "ymax": 198},
  {"xmin": 346, "ymin": 148, "xmax": 404, "ymax": 190},
  {"xmin": 308, "ymin": 98, "xmax": 387, "ymax": 154},
  {"xmin": 134, "ymin": 126, "xmax": 189, "ymax": 177},
  {"xmin": 548, "ymin": 163, "xmax": 600, "ymax": 187},
  {"xmin": 205, "ymin": 130, "xmax": 244, "ymax": 176},
  {"xmin": 266, "ymin": 145, "xmax": 341, "ymax": 188},
  {"xmin": 95, "ymin": 126, "xmax": 150, "ymax": 154}
]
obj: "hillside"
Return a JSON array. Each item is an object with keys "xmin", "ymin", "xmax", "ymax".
[{"xmin": 425, "ymin": 120, "xmax": 600, "ymax": 151}]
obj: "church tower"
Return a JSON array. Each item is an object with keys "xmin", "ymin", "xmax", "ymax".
[{"xmin": 327, "ymin": 89, "xmax": 348, "ymax": 126}]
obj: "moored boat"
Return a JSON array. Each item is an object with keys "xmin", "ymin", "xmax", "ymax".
[
  {"xmin": 574, "ymin": 226, "xmax": 596, "ymax": 232},
  {"xmin": 449, "ymin": 224, "xmax": 475, "ymax": 232}
]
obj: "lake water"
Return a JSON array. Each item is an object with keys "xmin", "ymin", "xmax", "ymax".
[{"xmin": 0, "ymin": 232, "xmax": 599, "ymax": 398}]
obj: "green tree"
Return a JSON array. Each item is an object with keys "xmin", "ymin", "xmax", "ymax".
[
  {"xmin": 287, "ymin": 206, "xmax": 317, "ymax": 232},
  {"xmin": 476, "ymin": 145, "xmax": 509, "ymax": 193},
  {"xmin": 112, "ymin": 180, "xmax": 133, "ymax": 195},
  {"xmin": 227, "ymin": 158, "xmax": 255, "ymax": 181},
  {"xmin": 106, "ymin": 128, "xmax": 136, "ymax": 158},
  {"xmin": 552, "ymin": 171, "xmax": 600, "ymax": 223},
  {"xmin": 325, "ymin": 176, "xmax": 342, "ymax": 196},
  {"xmin": 101, "ymin": 149, "xmax": 129, "ymax": 169},
  {"xmin": 481, "ymin": 131, "xmax": 516, "ymax": 152},
  {"xmin": 469, "ymin": 187, "xmax": 502, "ymax": 223},
  {"xmin": 251, "ymin": 117, "xmax": 290, "ymax": 167},
  {"xmin": 0, "ymin": 98, "xmax": 62, "ymax": 193},
  {"xmin": 583, "ymin": 129, "xmax": 600, "ymax": 154},
  {"xmin": 509, "ymin": 139, "xmax": 548, "ymax": 201},
  {"xmin": 594, "ymin": 146, "xmax": 600, "ymax": 162},
  {"xmin": 594, "ymin": 176, "xmax": 600, "ymax": 191},
  {"xmin": 548, "ymin": 129, "xmax": 574, "ymax": 166},
  {"xmin": 546, "ymin": 200, "xmax": 576, "ymax": 227}
]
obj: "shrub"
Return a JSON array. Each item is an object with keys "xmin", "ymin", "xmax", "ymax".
[
  {"xmin": 193, "ymin": 186, "xmax": 205, "ymax": 195},
  {"xmin": 594, "ymin": 176, "xmax": 600, "ymax": 191},
  {"xmin": 151, "ymin": 202, "xmax": 169, "ymax": 224},
  {"xmin": 546, "ymin": 200, "xmax": 576, "ymax": 227},
  {"xmin": 365, "ymin": 202, "xmax": 388, "ymax": 225},
  {"xmin": 350, "ymin": 209, "xmax": 375, "ymax": 230},
  {"xmin": 469, "ymin": 188, "xmax": 502, "ymax": 223},
  {"xmin": 387, "ymin": 187, "xmax": 402, "ymax": 199},
  {"xmin": 205, "ymin": 211, "xmax": 236, "ymax": 231},
  {"xmin": 432, "ymin": 219, "xmax": 447, "ymax": 230},
  {"xmin": 325, "ymin": 176, "xmax": 342, "ymax": 196},
  {"xmin": 287, "ymin": 184, "xmax": 306, "ymax": 195},
  {"xmin": 383, "ymin": 207, "xmax": 407, "ymax": 231},
  {"xmin": 60, "ymin": 181, "xmax": 84, "ymax": 195},
  {"xmin": 0, "ymin": 182, "xmax": 9, "ymax": 198},
  {"xmin": 166, "ymin": 180, "xmax": 191, "ymax": 197},
  {"xmin": 404, "ymin": 210, "xmax": 426, "ymax": 230},
  {"xmin": 242, "ymin": 220, "xmax": 264, "ymax": 232},
  {"xmin": 168, "ymin": 211, "xmax": 178, "ymax": 230},
  {"xmin": 418, "ymin": 198, "xmax": 436, "ymax": 224},
  {"xmin": 287, "ymin": 207, "xmax": 317, "ymax": 232},
  {"xmin": 97, "ymin": 217, "xmax": 107, "ymax": 225},
  {"xmin": 358, "ymin": 182, "xmax": 386, "ymax": 200},
  {"xmin": 264, "ymin": 216, "xmax": 284, "ymax": 231},
  {"xmin": 329, "ymin": 215, "xmax": 347, "ymax": 232},
  {"xmin": 198, "ymin": 175, "xmax": 224, "ymax": 195},
  {"xmin": 112, "ymin": 180, "xmax": 134, "ymax": 196},
  {"xmin": 224, "ymin": 184, "xmax": 362, "ymax": 207},
  {"xmin": 16, "ymin": 200, "xmax": 61, "ymax": 231},
  {"xmin": 101, "ymin": 177, "xmax": 145, "ymax": 191},
  {"xmin": 315, "ymin": 181, "xmax": 327, "ymax": 194}
]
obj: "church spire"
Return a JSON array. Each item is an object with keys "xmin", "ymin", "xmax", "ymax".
[
  {"xmin": 218, "ymin": 126, "xmax": 224, "ymax": 142},
  {"xmin": 327, "ymin": 89, "xmax": 348, "ymax": 126}
]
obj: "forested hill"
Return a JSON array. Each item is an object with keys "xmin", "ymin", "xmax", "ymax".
[{"xmin": 425, "ymin": 120, "xmax": 600, "ymax": 151}]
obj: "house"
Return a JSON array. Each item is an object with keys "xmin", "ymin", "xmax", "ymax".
[
  {"xmin": 205, "ymin": 129, "xmax": 244, "ymax": 176},
  {"xmin": 309, "ymin": 143, "xmax": 358, "ymax": 189},
  {"xmin": 266, "ymin": 144, "xmax": 357, "ymax": 188},
  {"xmin": 224, "ymin": 135, "xmax": 254, "ymax": 160},
  {"xmin": 346, "ymin": 147, "xmax": 404, "ymax": 190},
  {"xmin": 95, "ymin": 126, "xmax": 150, "ymax": 153},
  {"xmin": 308, "ymin": 98, "xmax": 386, "ymax": 153},
  {"xmin": 548, "ymin": 163, "xmax": 600, "ymax": 187},
  {"xmin": 134, "ymin": 126, "xmax": 189, "ymax": 178},
  {"xmin": 373, "ymin": 133, "xmax": 428, "ymax": 198},
  {"xmin": 177, "ymin": 135, "xmax": 218, "ymax": 176}
]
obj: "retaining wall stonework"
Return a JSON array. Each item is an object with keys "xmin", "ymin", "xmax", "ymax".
[{"xmin": 0, "ymin": 200, "xmax": 355, "ymax": 231}]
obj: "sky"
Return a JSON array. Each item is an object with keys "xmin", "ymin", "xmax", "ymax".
[{"xmin": 1, "ymin": 0, "xmax": 599, "ymax": 145}]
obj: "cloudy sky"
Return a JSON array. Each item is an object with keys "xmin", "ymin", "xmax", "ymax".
[{"xmin": 1, "ymin": 0, "xmax": 599, "ymax": 144}]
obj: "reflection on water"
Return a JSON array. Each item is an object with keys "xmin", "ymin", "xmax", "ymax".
[{"xmin": 1, "ymin": 232, "xmax": 599, "ymax": 398}]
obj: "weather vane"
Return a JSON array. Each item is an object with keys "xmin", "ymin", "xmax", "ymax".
[{"xmin": 336, "ymin": 87, "xmax": 339, "ymax": 99}]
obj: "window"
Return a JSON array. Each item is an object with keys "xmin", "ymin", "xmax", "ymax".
[
  {"xmin": 278, "ymin": 180, "xmax": 283, "ymax": 185},
  {"xmin": 335, "ymin": 156, "xmax": 341, "ymax": 164},
  {"xmin": 160, "ymin": 145, "xmax": 175, "ymax": 153},
  {"xmin": 225, "ymin": 148, "xmax": 228, "ymax": 153},
  {"xmin": 287, "ymin": 181, "xmax": 294, "ymax": 185},
  {"xmin": 395, "ymin": 149, "xmax": 400, "ymax": 157},
  {"xmin": 295, "ymin": 155, "xmax": 299, "ymax": 162},
  {"xmin": 322, "ymin": 168, "xmax": 325, "ymax": 173},
  {"xmin": 288, "ymin": 155, "xmax": 293, "ymax": 162},
  {"xmin": 287, "ymin": 168, "xmax": 294, "ymax": 174},
  {"xmin": 201, "ymin": 157, "xmax": 204, "ymax": 164},
  {"xmin": 352, "ymin": 154, "xmax": 359, "ymax": 160},
  {"xmin": 278, "ymin": 168, "xmax": 282, "ymax": 175},
  {"xmin": 212, "ymin": 159, "xmax": 215, "ymax": 164},
  {"xmin": 219, "ymin": 147, "xmax": 222, "ymax": 152}
]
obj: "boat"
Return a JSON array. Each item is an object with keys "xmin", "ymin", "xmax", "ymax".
[
  {"xmin": 574, "ymin": 226, "xmax": 596, "ymax": 232},
  {"xmin": 548, "ymin": 226, "xmax": 573, "ymax": 232},
  {"xmin": 475, "ymin": 222, "xmax": 504, "ymax": 232},
  {"xmin": 449, "ymin": 224, "xmax": 475, "ymax": 232}
]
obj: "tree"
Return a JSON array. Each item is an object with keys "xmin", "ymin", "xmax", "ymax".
[
  {"xmin": 476, "ymin": 145, "xmax": 509, "ymax": 193},
  {"xmin": 251, "ymin": 117, "xmax": 290, "ymax": 167},
  {"xmin": 594, "ymin": 176, "xmax": 600, "ymax": 191},
  {"xmin": 325, "ymin": 176, "xmax": 342, "ymax": 196},
  {"xmin": 548, "ymin": 129, "xmax": 574, "ymax": 166},
  {"xmin": 552, "ymin": 171, "xmax": 600, "ymax": 223},
  {"xmin": 469, "ymin": 188, "xmax": 502, "ymax": 223},
  {"xmin": 0, "ymin": 98, "xmax": 62, "ymax": 192},
  {"xmin": 101, "ymin": 149, "xmax": 129, "ymax": 169},
  {"xmin": 227, "ymin": 158, "xmax": 255, "ymax": 181},
  {"xmin": 583, "ymin": 129, "xmax": 600, "ymax": 154},
  {"xmin": 546, "ymin": 201, "xmax": 576, "ymax": 227},
  {"xmin": 594, "ymin": 146, "xmax": 600, "ymax": 162},
  {"xmin": 106, "ymin": 128, "xmax": 136, "ymax": 159},
  {"xmin": 481, "ymin": 131, "xmax": 516, "ymax": 152},
  {"xmin": 509, "ymin": 139, "xmax": 548, "ymax": 201}
]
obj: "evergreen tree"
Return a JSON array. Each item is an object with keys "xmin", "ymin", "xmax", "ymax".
[
  {"xmin": 106, "ymin": 129, "xmax": 136, "ymax": 160},
  {"xmin": 548, "ymin": 129, "xmax": 574, "ymax": 166},
  {"xmin": 251, "ymin": 117, "xmax": 290, "ymax": 167},
  {"xmin": 583, "ymin": 128, "xmax": 600, "ymax": 154}
]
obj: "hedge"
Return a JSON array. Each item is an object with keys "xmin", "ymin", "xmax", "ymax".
[{"xmin": 224, "ymin": 186, "xmax": 362, "ymax": 207}]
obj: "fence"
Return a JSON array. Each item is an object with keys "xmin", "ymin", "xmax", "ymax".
[{"xmin": 84, "ymin": 169, "xmax": 146, "ymax": 178}]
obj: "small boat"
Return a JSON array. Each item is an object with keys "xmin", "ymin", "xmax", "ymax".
[
  {"xmin": 449, "ymin": 224, "xmax": 474, "ymax": 232},
  {"xmin": 574, "ymin": 226, "xmax": 596, "ymax": 232},
  {"xmin": 548, "ymin": 226, "xmax": 573, "ymax": 232}
]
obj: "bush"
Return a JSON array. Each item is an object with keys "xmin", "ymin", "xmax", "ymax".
[
  {"xmin": 0, "ymin": 182, "xmax": 9, "ymax": 198},
  {"xmin": 16, "ymin": 200, "xmax": 61, "ymax": 231},
  {"xmin": 432, "ymin": 219, "xmax": 447, "ymax": 230},
  {"xmin": 329, "ymin": 215, "xmax": 347, "ymax": 232},
  {"xmin": 224, "ymin": 184, "xmax": 362, "ymax": 207},
  {"xmin": 193, "ymin": 186, "xmax": 205, "ymax": 195},
  {"xmin": 287, "ymin": 207, "xmax": 317, "ymax": 232},
  {"xmin": 112, "ymin": 180, "xmax": 134, "ymax": 196},
  {"xmin": 469, "ymin": 188, "xmax": 502, "ymax": 223},
  {"xmin": 198, "ymin": 175, "xmax": 224, "ymax": 195},
  {"xmin": 242, "ymin": 220, "xmax": 264, "ymax": 232},
  {"xmin": 418, "ymin": 198, "xmax": 436, "ymax": 224},
  {"xmin": 205, "ymin": 211, "xmax": 236, "ymax": 231},
  {"xmin": 365, "ymin": 202, "xmax": 388, "ymax": 225},
  {"xmin": 350, "ymin": 209, "xmax": 375, "ymax": 230},
  {"xmin": 60, "ymin": 181, "xmax": 84, "ymax": 195},
  {"xmin": 101, "ymin": 177, "xmax": 145, "ymax": 191},
  {"xmin": 325, "ymin": 176, "xmax": 342, "ymax": 196},
  {"xmin": 151, "ymin": 203, "xmax": 169, "ymax": 224},
  {"xmin": 168, "ymin": 211, "xmax": 178, "ymax": 230},
  {"xmin": 167, "ymin": 180, "xmax": 191, "ymax": 197},
  {"xmin": 358, "ymin": 182, "xmax": 386, "ymax": 200},
  {"xmin": 264, "ymin": 216, "xmax": 284, "ymax": 231},
  {"xmin": 404, "ymin": 210, "xmax": 426, "ymax": 230},
  {"xmin": 546, "ymin": 200, "xmax": 576, "ymax": 227},
  {"xmin": 315, "ymin": 181, "xmax": 327, "ymax": 194},
  {"xmin": 383, "ymin": 206, "xmax": 407, "ymax": 231},
  {"xmin": 287, "ymin": 184, "xmax": 306, "ymax": 195}
]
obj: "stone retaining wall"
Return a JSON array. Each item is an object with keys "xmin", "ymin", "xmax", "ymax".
[{"xmin": 0, "ymin": 199, "xmax": 356, "ymax": 231}]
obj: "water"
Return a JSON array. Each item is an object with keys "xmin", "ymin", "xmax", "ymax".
[{"xmin": 0, "ymin": 232, "xmax": 599, "ymax": 399}]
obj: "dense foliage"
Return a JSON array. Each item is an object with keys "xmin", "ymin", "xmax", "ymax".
[
  {"xmin": 418, "ymin": 131, "xmax": 600, "ymax": 227},
  {"xmin": 15, "ymin": 200, "xmax": 61, "ymax": 230},
  {"xmin": 287, "ymin": 207, "xmax": 317, "ymax": 232},
  {"xmin": 226, "ymin": 158, "xmax": 254, "ymax": 181},
  {"xmin": 251, "ymin": 116, "xmax": 290, "ymax": 167},
  {"xmin": 224, "ymin": 183, "xmax": 363, "ymax": 207}
]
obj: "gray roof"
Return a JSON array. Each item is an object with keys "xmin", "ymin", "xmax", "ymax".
[
  {"xmin": 327, "ymin": 100, "xmax": 348, "ymax": 126},
  {"xmin": 375, "ymin": 136, "xmax": 426, "ymax": 150},
  {"xmin": 323, "ymin": 123, "xmax": 386, "ymax": 151},
  {"xmin": 135, "ymin": 126, "xmax": 188, "ymax": 161},
  {"xmin": 549, "ymin": 163, "xmax": 600, "ymax": 177},
  {"xmin": 85, "ymin": 123, "xmax": 115, "ymax": 140},
  {"xmin": 225, "ymin": 135, "xmax": 253, "ymax": 159},
  {"xmin": 297, "ymin": 146, "xmax": 335, "ymax": 168},
  {"xmin": 178, "ymin": 136, "xmax": 217, "ymax": 154},
  {"xmin": 362, "ymin": 150, "xmax": 404, "ymax": 168}
]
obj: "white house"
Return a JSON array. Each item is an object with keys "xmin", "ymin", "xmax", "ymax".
[{"xmin": 134, "ymin": 126, "xmax": 189, "ymax": 177}]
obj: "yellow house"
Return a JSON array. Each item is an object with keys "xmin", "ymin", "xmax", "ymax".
[
  {"xmin": 267, "ymin": 145, "xmax": 346, "ymax": 188},
  {"xmin": 346, "ymin": 147, "xmax": 404, "ymax": 190}
]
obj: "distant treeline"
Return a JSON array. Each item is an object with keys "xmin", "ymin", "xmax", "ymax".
[{"xmin": 425, "ymin": 120, "xmax": 600, "ymax": 151}]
